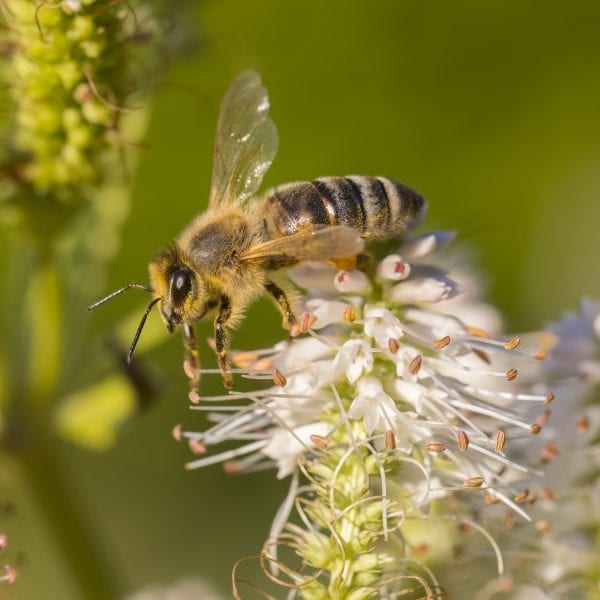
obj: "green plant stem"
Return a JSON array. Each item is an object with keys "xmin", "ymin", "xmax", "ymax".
[{"xmin": 4, "ymin": 427, "xmax": 122, "ymax": 599}]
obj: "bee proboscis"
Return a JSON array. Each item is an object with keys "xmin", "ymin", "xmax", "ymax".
[{"xmin": 89, "ymin": 71, "xmax": 427, "ymax": 390}]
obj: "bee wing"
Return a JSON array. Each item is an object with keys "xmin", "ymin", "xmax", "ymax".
[
  {"xmin": 239, "ymin": 226, "xmax": 365, "ymax": 263},
  {"xmin": 208, "ymin": 71, "xmax": 279, "ymax": 209}
]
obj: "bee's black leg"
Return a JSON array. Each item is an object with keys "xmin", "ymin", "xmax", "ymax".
[
  {"xmin": 182, "ymin": 323, "xmax": 201, "ymax": 393},
  {"xmin": 215, "ymin": 295, "xmax": 233, "ymax": 390},
  {"xmin": 265, "ymin": 281, "xmax": 296, "ymax": 329}
]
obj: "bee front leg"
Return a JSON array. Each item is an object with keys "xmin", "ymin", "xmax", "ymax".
[
  {"xmin": 182, "ymin": 323, "xmax": 201, "ymax": 393},
  {"xmin": 265, "ymin": 281, "xmax": 296, "ymax": 329},
  {"xmin": 215, "ymin": 295, "xmax": 233, "ymax": 390}
]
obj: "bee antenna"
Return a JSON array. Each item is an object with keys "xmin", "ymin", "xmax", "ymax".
[
  {"xmin": 128, "ymin": 297, "xmax": 161, "ymax": 363},
  {"xmin": 87, "ymin": 283, "xmax": 153, "ymax": 311}
]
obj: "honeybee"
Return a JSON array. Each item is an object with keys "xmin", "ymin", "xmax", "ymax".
[{"xmin": 89, "ymin": 71, "xmax": 426, "ymax": 390}]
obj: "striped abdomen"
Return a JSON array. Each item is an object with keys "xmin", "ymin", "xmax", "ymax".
[{"xmin": 261, "ymin": 176, "xmax": 426, "ymax": 240}]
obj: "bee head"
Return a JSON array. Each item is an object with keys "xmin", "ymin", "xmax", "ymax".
[{"xmin": 149, "ymin": 245, "xmax": 205, "ymax": 333}]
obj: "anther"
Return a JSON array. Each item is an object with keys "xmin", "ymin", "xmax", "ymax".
[
  {"xmin": 463, "ymin": 476, "xmax": 485, "ymax": 488},
  {"xmin": 183, "ymin": 360, "xmax": 196, "ymax": 380},
  {"xmin": 2, "ymin": 565, "xmax": 16, "ymax": 584},
  {"xmin": 343, "ymin": 306, "xmax": 356, "ymax": 322},
  {"xmin": 272, "ymin": 369, "xmax": 287, "ymax": 387},
  {"xmin": 506, "ymin": 368, "xmax": 518, "ymax": 381},
  {"xmin": 534, "ymin": 348, "xmax": 549, "ymax": 361},
  {"xmin": 188, "ymin": 439, "xmax": 207, "ymax": 455},
  {"xmin": 434, "ymin": 335, "xmax": 451, "ymax": 349},
  {"xmin": 188, "ymin": 391, "xmax": 201, "ymax": 404},
  {"xmin": 300, "ymin": 313, "xmax": 317, "ymax": 333},
  {"xmin": 388, "ymin": 338, "xmax": 400, "ymax": 354},
  {"xmin": 172, "ymin": 424, "xmax": 183, "ymax": 442},
  {"xmin": 457, "ymin": 431, "xmax": 469, "ymax": 451},
  {"xmin": 514, "ymin": 489, "xmax": 529, "ymax": 503},
  {"xmin": 310, "ymin": 434, "xmax": 329, "ymax": 450},
  {"xmin": 504, "ymin": 512, "xmax": 515, "ymax": 529},
  {"xmin": 484, "ymin": 494, "xmax": 500, "ymax": 505},
  {"xmin": 223, "ymin": 460, "xmax": 243, "ymax": 474},
  {"xmin": 232, "ymin": 351, "xmax": 259, "ymax": 369},
  {"xmin": 471, "ymin": 348, "xmax": 491, "ymax": 364},
  {"xmin": 465, "ymin": 325, "xmax": 490, "ymax": 338},
  {"xmin": 544, "ymin": 392, "xmax": 555, "ymax": 405},
  {"xmin": 535, "ymin": 520, "xmax": 550, "ymax": 535},
  {"xmin": 252, "ymin": 357, "xmax": 273, "ymax": 371},
  {"xmin": 533, "ymin": 410, "xmax": 551, "ymax": 428},
  {"xmin": 385, "ymin": 430, "xmax": 396, "ymax": 449},
  {"xmin": 503, "ymin": 336, "xmax": 520, "ymax": 350},
  {"xmin": 409, "ymin": 543, "xmax": 430, "ymax": 557},
  {"xmin": 426, "ymin": 442, "xmax": 447, "ymax": 454},
  {"xmin": 495, "ymin": 430, "xmax": 506, "ymax": 452},
  {"xmin": 541, "ymin": 487, "xmax": 557, "ymax": 502},
  {"xmin": 540, "ymin": 441, "xmax": 559, "ymax": 464},
  {"xmin": 530, "ymin": 423, "xmax": 542, "ymax": 435},
  {"xmin": 577, "ymin": 414, "xmax": 589, "ymax": 434},
  {"xmin": 408, "ymin": 354, "xmax": 422, "ymax": 375}
]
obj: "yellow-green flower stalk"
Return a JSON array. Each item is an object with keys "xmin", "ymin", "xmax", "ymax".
[
  {"xmin": 2, "ymin": 0, "xmax": 136, "ymax": 201},
  {"xmin": 177, "ymin": 231, "xmax": 590, "ymax": 597}
]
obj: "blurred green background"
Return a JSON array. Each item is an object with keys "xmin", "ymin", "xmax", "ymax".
[{"xmin": 3, "ymin": 0, "xmax": 600, "ymax": 598}]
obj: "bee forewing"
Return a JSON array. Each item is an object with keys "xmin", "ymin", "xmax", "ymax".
[
  {"xmin": 208, "ymin": 71, "xmax": 279, "ymax": 209},
  {"xmin": 240, "ymin": 226, "xmax": 365, "ymax": 262}
]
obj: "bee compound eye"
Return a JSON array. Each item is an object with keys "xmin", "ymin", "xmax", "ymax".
[{"xmin": 171, "ymin": 268, "xmax": 193, "ymax": 305}]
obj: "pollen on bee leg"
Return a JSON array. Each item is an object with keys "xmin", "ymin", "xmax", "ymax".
[{"xmin": 272, "ymin": 369, "xmax": 287, "ymax": 387}]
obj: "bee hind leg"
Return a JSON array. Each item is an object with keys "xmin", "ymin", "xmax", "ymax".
[
  {"xmin": 265, "ymin": 281, "xmax": 296, "ymax": 329},
  {"xmin": 215, "ymin": 296, "xmax": 234, "ymax": 390}
]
